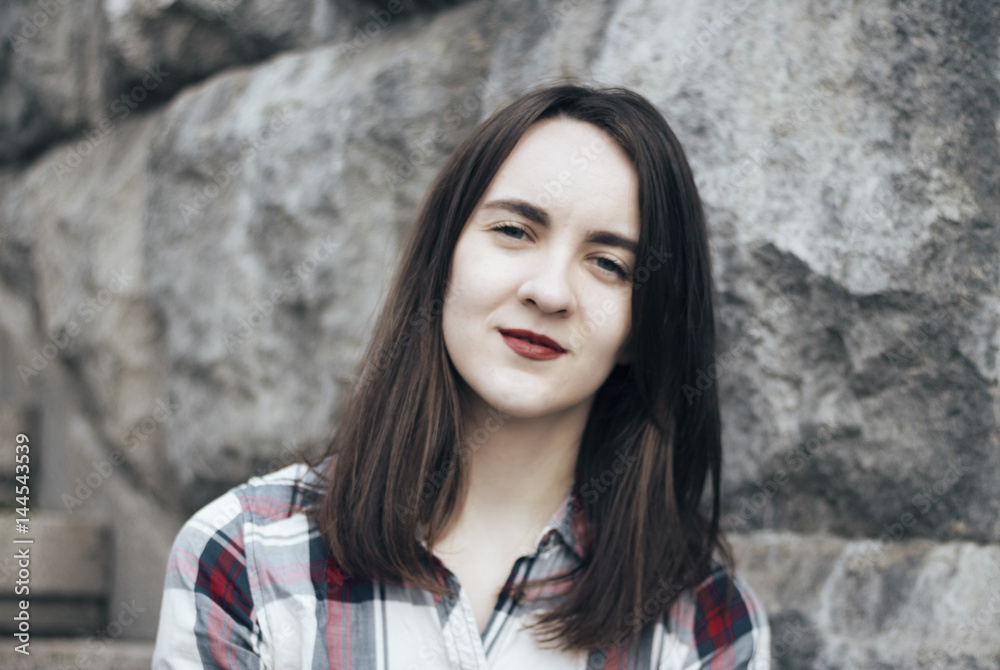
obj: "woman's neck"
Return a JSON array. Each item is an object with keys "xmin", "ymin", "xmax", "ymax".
[{"xmin": 434, "ymin": 396, "xmax": 591, "ymax": 554}]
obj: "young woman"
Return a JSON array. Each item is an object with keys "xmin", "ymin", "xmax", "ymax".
[{"xmin": 153, "ymin": 83, "xmax": 770, "ymax": 669}]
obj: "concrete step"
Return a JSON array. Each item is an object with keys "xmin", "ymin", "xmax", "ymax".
[
  {"xmin": 0, "ymin": 638, "xmax": 154, "ymax": 669},
  {"xmin": 0, "ymin": 511, "xmax": 110, "ymax": 635}
]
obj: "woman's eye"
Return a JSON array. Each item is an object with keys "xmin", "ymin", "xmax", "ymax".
[
  {"xmin": 596, "ymin": 256, "xmax": 630, "ymax": 279},
  {"xmin": 491, "ymin": 223, "xmax": 527, "ymax": 240},
  {"xmin": 487, "ymin": 224, "xmax": 628, "ymax": 279}
]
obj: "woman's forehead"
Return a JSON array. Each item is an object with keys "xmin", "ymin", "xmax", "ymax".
[{"xmin": 477, "ymin": 118, "xmax": 640, "ymax": 233}]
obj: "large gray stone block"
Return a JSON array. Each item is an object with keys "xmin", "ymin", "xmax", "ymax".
[
  {"xmin": 0, "ymin": 0, "xmax": 349, "ymax": 164},
  {"xmin": 731, "ymin": 531, "xmax": 1000, "ymax": 669},
  {"xmin": 4, "ymin": 0, "xmax": 997, "ymax": 537},
  {"xmin": 1, "ymin": 1, "xmax": 997, "ymax": 654},
  {"xmin": 583, "ymin": 0, "xmax": 999, "ymax": 542},
  {"xmin": 142, "ymin": 1, "xmax": 496, "ymax": 507},
  {"xmin": 0, "ymin": 512, "xmax": 110, "ymax": 636},
  {"xmin": 433, "ymin": 0, "xmax": 999, "ymax": 543},
  {"xmin": 0, "ymin": 512, "xmax": 109, "ymax": 599},
  {"xmin": 0, "ymin": 0, "xmax": 110, "ymax": 163}
]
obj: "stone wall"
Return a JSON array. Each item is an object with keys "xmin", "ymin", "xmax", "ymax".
[{"xmin": 0, "ymin": 0, "xmax": 996, "ymax": 666}]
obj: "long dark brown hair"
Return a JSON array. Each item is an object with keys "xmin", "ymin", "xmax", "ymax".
[{"xmin": 306, "ymin": 82, "xmax": 728, "ymax": 653}]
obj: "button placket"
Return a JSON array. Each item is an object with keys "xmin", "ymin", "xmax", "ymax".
[{"xmin": 445, "ymin": 580, "xmax": 490, "ymax": 669}]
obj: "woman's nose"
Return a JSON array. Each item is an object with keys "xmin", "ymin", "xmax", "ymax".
[{"xmin": 515, "ymin": 257, "xmax": 577, "ymax": 315}]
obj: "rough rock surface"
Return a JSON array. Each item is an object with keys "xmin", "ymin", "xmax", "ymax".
[
  {"xmin": 0, "ymin": 0, "xmax": 997, "ymax": 658},
  {"xmin": 0, "ymin": 0, "xmax": 344, "ymax": 163},
  {"xmin": 730, "ymin": 532, "xmax": 1000, "ymax": 669},
  {"xmin": 141, "ymin": 4, "xmax": 496, "ymax": 503}
]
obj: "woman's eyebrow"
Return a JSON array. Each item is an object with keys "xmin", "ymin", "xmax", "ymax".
[
  {"xmin": 481, "ymin": 198, "xmax": 638, "ymax": 255},
  {"xmin": 482, "ymin": 198, "xmax": 549, "ymax": 225}
]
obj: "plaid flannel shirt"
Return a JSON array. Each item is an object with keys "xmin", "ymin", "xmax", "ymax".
[{"xmin": 153, "ymin": 462, "xmax": 770, "ymax": 669}]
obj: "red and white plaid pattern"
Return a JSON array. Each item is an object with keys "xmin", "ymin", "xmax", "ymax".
[{"xmin": 153, "ymin": 463, "xmax": 769, "ymax": 668}]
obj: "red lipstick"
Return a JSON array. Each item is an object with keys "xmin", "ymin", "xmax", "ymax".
[{"xmin": 499, "ymin": 329, "xmax": 567, "ymax": 361}]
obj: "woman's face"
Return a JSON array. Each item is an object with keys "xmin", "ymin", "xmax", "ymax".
[{"xmin": 442, "ymin": 117, "xmax": 639, "ymax": 419}]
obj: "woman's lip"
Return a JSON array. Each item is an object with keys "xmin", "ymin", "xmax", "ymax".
[
  {"xmin": 498, "ymin": 329, "xmax": 567, "ymax": 361},
  {"xmin": 498, "ymin": 329, "xmax": 566, "ymax": 352}
]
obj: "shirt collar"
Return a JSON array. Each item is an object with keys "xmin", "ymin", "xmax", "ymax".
[{"xmin": 528, "ymin": 466, "xmax": 592, "ymax": 562}]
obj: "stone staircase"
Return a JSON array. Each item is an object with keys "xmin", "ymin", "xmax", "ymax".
[{"xmin": 0, "ymin": 406, "xmax": 154, "ymax": 668}]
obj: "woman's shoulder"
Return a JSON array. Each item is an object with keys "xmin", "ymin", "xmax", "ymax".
[
  {"xmin": 239, "ymin": 460, "xmax": 328, "ymax": 519},
  {"xmin": 155, "ymin": 463, "xmax": 331, "ymax": 665},
  {"xmin": 664, "ymin": 559, "xmax": 771, "ymax": 668},
  {"xmin": 166, "ymin": 460, "xmax": 327, "ymax": 557}
]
